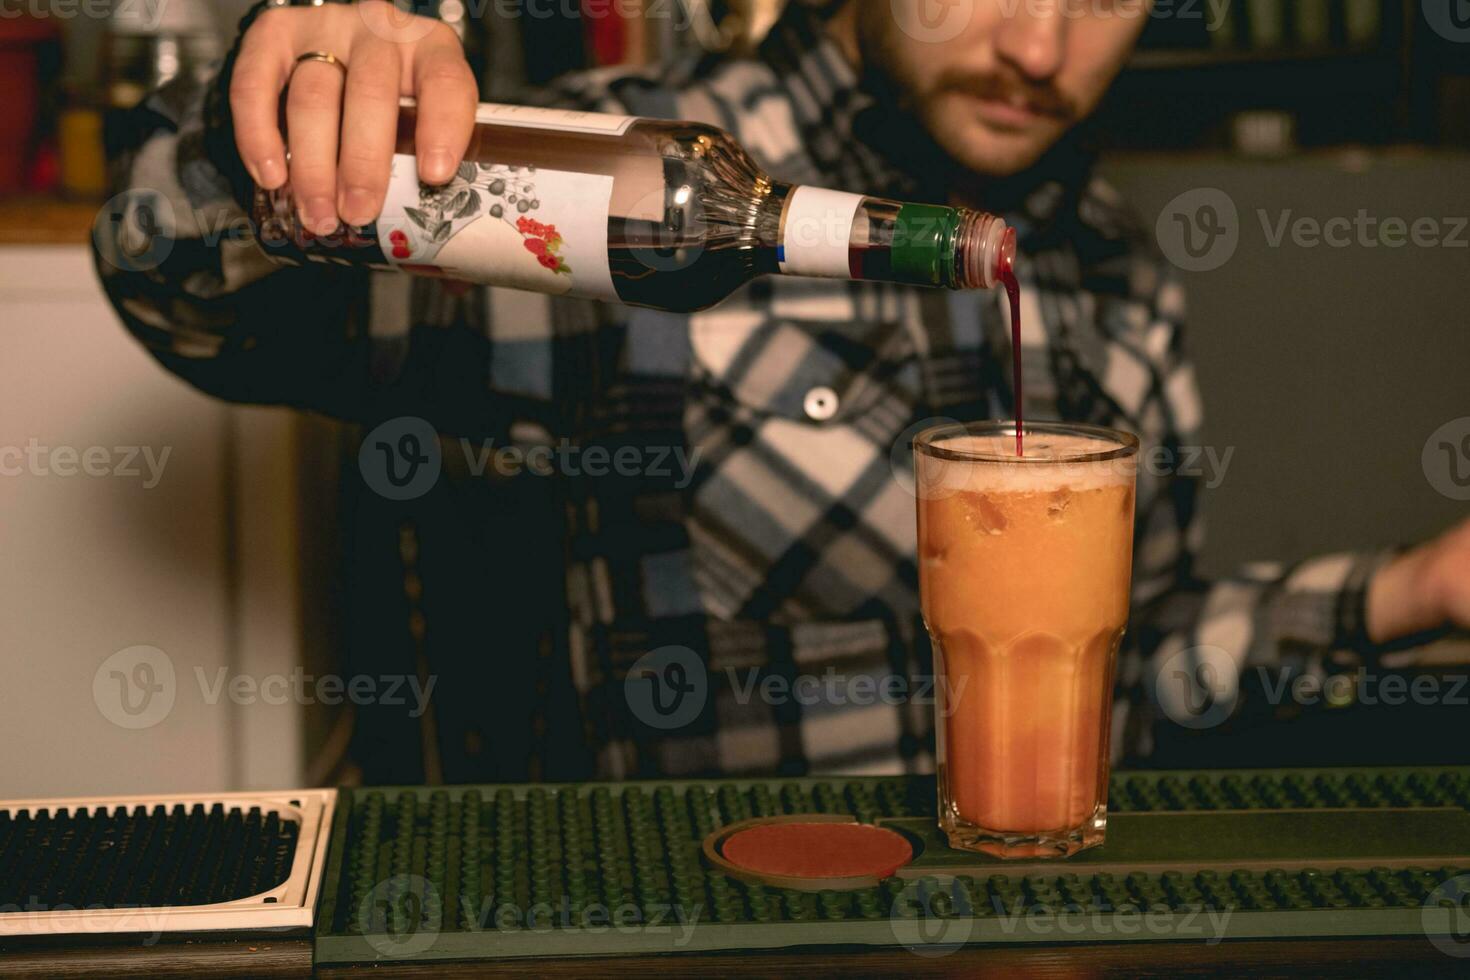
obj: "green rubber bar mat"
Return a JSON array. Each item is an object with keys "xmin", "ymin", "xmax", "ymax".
[{"xmin": 314, "ymin": 768, "xmax": 1470, "ymax": 963}]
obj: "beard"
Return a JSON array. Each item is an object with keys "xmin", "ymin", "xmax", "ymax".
[{"xmin": 852, "ymin": 1, "xmax": 1080, "ymax": 178}]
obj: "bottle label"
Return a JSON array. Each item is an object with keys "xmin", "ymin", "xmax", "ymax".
[
  {"xmin": 473, "ymin": 101, "xmax": 638, "ymax": 136},
  {"xmin": 777, "ymin": 186, "xmax": 864, "ymax": 279},
  {"xmin": 377, "ymin": 154, "xmax": 617, "ymax": 301}
]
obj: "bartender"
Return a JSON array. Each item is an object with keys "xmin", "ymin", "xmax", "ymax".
[{"xmin": 94, "ymin": 0, "xmax": 1470, "ymax": 783}]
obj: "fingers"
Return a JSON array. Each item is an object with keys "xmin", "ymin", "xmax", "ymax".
[
  {"xmin": 230, "ymin": 10, "xmax": 294, "ymax": 189},
  {"xmin": 228, "ymin": 2, "xmax": 477, "ymax": 230},
  {"xmin": 337, "ymin": 38, "xmax": 402, "ymax": 227},
  {"xmin": 285, "ymin": 58, "xmax": 347, "ymax": 235},
  {"xmin": 408, "ymin": 27, "xmax": 478, "ymax": 185}
]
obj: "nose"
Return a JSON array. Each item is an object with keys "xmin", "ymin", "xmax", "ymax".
[{"xmin": 993, "ymin": 0, "xmax": 1067, "ymax": 81}]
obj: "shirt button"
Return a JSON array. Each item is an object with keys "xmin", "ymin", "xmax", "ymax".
[{"xmin": 803, "ymin": 386, "xmax": 839, "ymax": 422}]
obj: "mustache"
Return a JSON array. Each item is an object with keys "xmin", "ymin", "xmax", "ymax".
[{"xmin": 936, "ymin": 70, "xmax": 1078, "ymax": 121}]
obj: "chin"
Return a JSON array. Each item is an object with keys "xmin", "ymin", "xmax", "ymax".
[{"xmin": 935, "ymin": 122, "xmax": 1055, "ymax": 179}]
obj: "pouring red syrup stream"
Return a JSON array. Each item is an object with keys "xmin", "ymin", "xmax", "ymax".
[{"xmin": 999, "ymin": 244, "xmax": 1022, "ymax": 457}]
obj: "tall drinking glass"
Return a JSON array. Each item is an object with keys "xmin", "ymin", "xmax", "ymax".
[{"xmin": 915, "ymin": 421, "xmax": 1138, "ymax": 858}]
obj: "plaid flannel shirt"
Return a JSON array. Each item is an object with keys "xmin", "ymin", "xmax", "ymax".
[{"xmin": 95, "ymin": 0, "xmax": 1396, "ymax": 781}]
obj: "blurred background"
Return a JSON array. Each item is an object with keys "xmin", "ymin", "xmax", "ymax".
[{"xmin": 1, "ymin": 0, "xmax": 1467, "ymax": 796}]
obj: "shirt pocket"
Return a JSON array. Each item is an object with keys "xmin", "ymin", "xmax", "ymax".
[
  {"xmin": 683, "ymin": 280, "xmax": 927, "ymax": 623},
  {"xmin": 687, "ymin": 281, "xmax": 922, "ymax": 427}
]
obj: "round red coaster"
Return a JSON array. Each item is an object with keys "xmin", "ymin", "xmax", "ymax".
[{"xmin": 720, "ymin": 821, "xmax": 914, "ymax": 881}]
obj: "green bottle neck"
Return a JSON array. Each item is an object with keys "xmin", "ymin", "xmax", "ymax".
[{"xmin": 769, "ymin": 184, "xmax": 1012, "ymax": 291}]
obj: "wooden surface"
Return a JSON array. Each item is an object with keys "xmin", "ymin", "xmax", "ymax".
[
  {"xmin": 0, "ymin": 196, "xmax": 98, "ymax": 244},
  {"xmin": 0, "ymin": 937, "xmax": 313, "ymax": 978}
]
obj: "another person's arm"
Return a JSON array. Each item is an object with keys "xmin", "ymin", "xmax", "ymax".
[{"xmin": 1122, "ymin": 262, "xmax": 1469, "ymax": 753}]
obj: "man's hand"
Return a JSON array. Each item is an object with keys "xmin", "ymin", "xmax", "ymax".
[
  {"xmin": 230, "ymin": 0, "xmax": 478, "ymax": 235},
  {"xmin": 1366, "ymin": 515, "xmax": 1470, "ymax": 645}
]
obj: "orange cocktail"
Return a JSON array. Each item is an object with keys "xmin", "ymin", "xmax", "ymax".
[{"xmin": 915, "ymin": 422, "xmax": 1138, "ymax": 858}]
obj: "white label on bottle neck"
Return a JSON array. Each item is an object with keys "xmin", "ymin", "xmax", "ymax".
[
  {"xmin": 474, "ymin": 101, "xmax": 638, "ymax": 136},
  {"xmin": 778, "ymin": 186, "xmax": 864, "ymax": 279},
  {"xmin": 378, "ymin": 154, "xmax": 617, "ymax": 302}
]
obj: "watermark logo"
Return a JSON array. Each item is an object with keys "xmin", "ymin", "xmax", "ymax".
[
  {"xmin": 1156, "ymin": 188, "xmax": 1239, "ymax": 272},
  {"xmin": 888, "ymin": 879, "xmax": 977, "ymax": 956},
  {"xmin": 94, "ymin": 190, "xmax": 176, "ymax": 274},
  {"xmin": 1422, "ymin": 873, "xmax": 1470, "ymax": 958},
  {"xmin": 93, "ymin": 645, "xmax": 176, "ymax": 730},
  {"xmin": 1423, "ymin": 0, "xmax": 1470, "ymax": 43},
  {"xmin": 359, "ymin": 416, "xmax": 442, "ymax": 501},
  {"xmin": 1153, "ymin": 643, "xmax": 1238, "ymax": 729},
  {"xmin": 625, "ymin": 645, "xmax": 708, "ymax": 731},
  {"xmin": 353, "ymin": 0, "xmax": 444, "ymax": 45},
  {"xmin": 890, "ymin": 416, "xmax": 964, "ymax": 500},
  {"xmin": 892, "ymin": 0, "xmax": 976, "ymax": 43},
  {"xmin": 359, "ymin": 874, "xmax": 442, "ymax": 958},
  {"xmin": 1423, "ymin": 417, "xmax": 1470, "ymax": 501}
]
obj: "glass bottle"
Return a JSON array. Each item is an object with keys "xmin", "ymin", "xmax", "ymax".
[{"xmin": 252, "ymin": 101, "xmax": 1015, "ymax": 314}]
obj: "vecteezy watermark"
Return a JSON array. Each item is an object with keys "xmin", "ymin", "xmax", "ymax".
[
  {"xmin": 888, "ymin": 879, "xmax": 977, "ymax": 956},
  {"xmin": 94, "ymin": 646, "xmax": 437, "ymax": 728},
  {"xmin": 989, "ymin": 897, "xmax": 1232, "ymax": 943},
  {"xmin": 1157, "ymin": 189, "xmax": 1468, "ymax": 272},
  {"xmin": 889, "ymin": 415, "xmax": 964, "ymax": 501},
  {"xmin": 93, "ymin": 190, "xmax": 177, "ymax": 274},
  {"xmin": 355, "ymin": 0, "xmax": 694, "ymax": 46},
  {"xmin": 625, "ymin": 646, "xmax": 709, "ymax": 731},
  {"xmin": 1156, "ymin": 188, "xmax": 1241, "ymax": 273},
  {"xmin": 1156, "ymin": 653, "xmax": 1470, "ymax": 731},
  {"xmin": 0, "ymin": 898, "xmax": 171, "ymax": 946},
  {"xmin": 0, "ymin": 0, "xmax": 161, "ymax": 25},
  {"xmin": 458, "ymin": 438, "xmax": 700, "ymax": 487},
  {"xmin": 1257, "ymin": 210, "xmax": 1469, "ymax": 250},
  {"xmin": 725, "ymin": 668, "xmax": 969, "ymax": 714},
  {"xmin": 624, "ymin": 648, "xmax": 977, "ymax": 733},
  {"xmin": 888, "ymin": 877, "xmax": 1232, "ymax": 956},
  {"xmin": 0, "ymin": 439, "xmax": 171, "ymax": 488},
  {"xmin": 358, "ymin": 416, "xmax": 702, "ymax": 502},
  {"xmin": 1423, "ymin": 417, "xmax": 1470, "ymax": 501},
  {"xmin": 194, "ymin": 666, "xmax": 436, "ymax": 718},
  {"xmin": 890, "ymin": 0, "xmax": 974, "ymax": 42},
  {"xmin": 1422, "ymin": 873, "xmax": 1470, "ymax": 958},
  {"xmin": 93, "ymin": 645, "xmax": 176, "ymax": 730},
  {"xmin": 1423, "ymin": 0, "xmax": 1470, "ymax": 43},
  {"xmin": 459, "ymin": 893, "xmax": 703, "ymax": 940},
  {"xmin": 1255, "ymin": 668, "xmax": 1470, "ymax": 711},
  {"xmin": 359, "ymin": 416, "xmax": 443, "ymax": 501},
  {"xmin": 359, "ymin": 875, "xmax": 442, "ymax": 958},
  {"xmin": 891, "ymin": 0, "xmax": 1234, "ymax": 42},
  {"xmin": 1139, "ymin": 444, "xmax": 1234, "ymax": 489},
  {"xmin": 890, "ymin": 416, "xmax": 1234, "ymax": 500},
  {"xmin": 357, "ymin": 874, "xmax": 704, "ymax": 957},
  {"xmin": 1153, "ymin": 643, "xmax": 1240, "ymax": 730}
]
